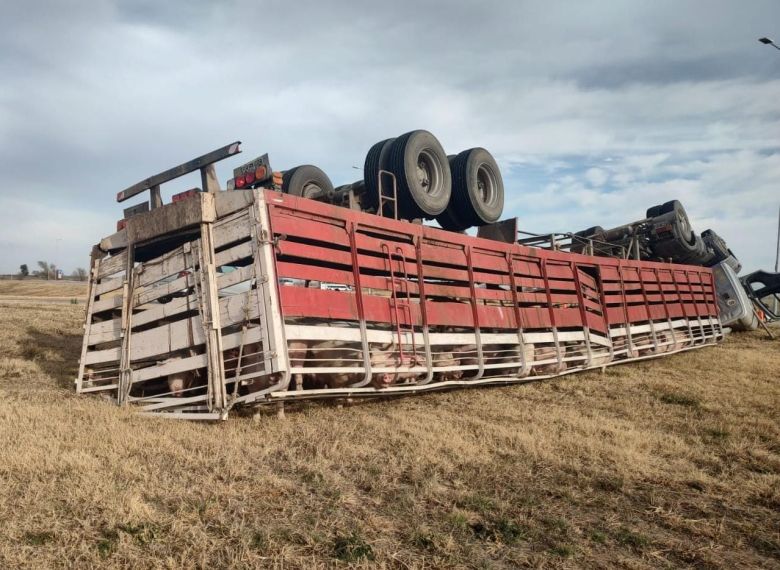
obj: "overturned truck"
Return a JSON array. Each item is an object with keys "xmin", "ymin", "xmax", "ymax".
[{"xmin": 76, "ymin": 142, "xmax": 723, "ymax": 419}]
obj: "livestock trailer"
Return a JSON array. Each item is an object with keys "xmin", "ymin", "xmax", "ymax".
[{"xmin": 77, "ymin": 174, "xmax": 723, "ymax": 420}]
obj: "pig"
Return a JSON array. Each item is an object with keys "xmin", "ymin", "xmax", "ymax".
[
  {"xmin": 532, "ymin": 345, "xmax": 566, "ymax": 375},
  {"xmin": 302, "ymin": 341, "xmax": 424, "ymax": 389}
]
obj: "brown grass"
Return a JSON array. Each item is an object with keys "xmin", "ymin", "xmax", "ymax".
[
  {"xmin": 0, "ymin": 299, "xmax": 778, "ymax": 569},
  {"xmin": 0, "ymin": 279, "xmax": 86, "ymax": 301}
]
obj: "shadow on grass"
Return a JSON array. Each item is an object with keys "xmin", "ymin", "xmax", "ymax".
[{"xmin": 24, "ymin": 327, "xmax": 83, "ymax": 389}]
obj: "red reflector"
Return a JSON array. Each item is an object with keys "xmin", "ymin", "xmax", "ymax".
[
  {"xmin": 235, "ymin": 175, "xmax": 246, "ymax": 188},
  {"xmin": 255, "ymin": 166, "xmax": 267, "ymax": 179},
  {"xmin": 117, "ymin": 219, "xmax": 127, "ymax": 231},
  {"xmin": 172, "ymin": 189, "xmax": 199, "ymax": 202}
]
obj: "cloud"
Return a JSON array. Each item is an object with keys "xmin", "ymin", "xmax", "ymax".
[{"xmin": 0, "ymin": 0, "xmax": 778, "ymax": 275}]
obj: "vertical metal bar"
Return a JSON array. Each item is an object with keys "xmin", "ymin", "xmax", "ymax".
[
  {"xmin": 691, "ymin": 270, "xmax": 714, "ymax": 343},
  {"xmin": 702, "ymin": 271, "xmax": 724, "ymax": 340},
  {"xmin": 414, "ymin": 235, "xmax": 434, "ymax": 385},
  {"xmin": 198, "ymin": 222, "xmax": 228, "ymax": 413},
  {"xmin": 594, "ymin": 265, "xmax": 615, "ymax": 364},
  {"xmin": 775, "ymin": 204, "xmax": 780, "ymax": 315},
  {"xmin": 381, "ymin": 242, "xmax": 405, "ymax": 362},
  {"xmin": 539, "ymin": 257, "xmax": 564, "ymax": 372},
  {"xmin": 76, "ymin": 256, "xmax": 101, "ymax": 393},
  {"xmin": 465, "ymin": 245, "xmax": 484, "ymax": 380},
  {"xmin": 395, "ymin": 245, "xmax": 417, "ymax": 363},
  {"xmin": 570, "ymin": 263, "xmax": 593, "ymax": 368},
  {"xmin": 670, "ymin": 268, "xmax": 695, "ymax": 345},
  {"xmin": 653, "ymin": 267, "xmax": 677, "ymax": 351},
  {"xmin": 117, "ymin": 245, "xmax": 135, "ymax": 405},
  {"xmin": 616, "ymin": 259, "xmax": 634, "ymax": 357},
  {"xmin": 506, "ymin": 253, "xmax": 529, "ymax": 377},
  {"xmin": 636, "ymin": 266, "xmax": 659, "ymax": 351},
  {"xmin": 377, "ymin": 170, "xmax": 398, "ymax": 220},
  {"xmin": 685, "ymin": 269, "xmax": 706, "ymax": 344},
  {"xmin": 348, "ymin": 222, "xmax": 373, "ymax": 388}
]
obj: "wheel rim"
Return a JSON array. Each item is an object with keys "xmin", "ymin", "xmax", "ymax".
[
  {"xmin": 416, "ymin": 150, "xmax": 443, "ymax": 196},
  {"xmin": 676, "ymin": 209, "xmax": 693, "ymax": 244},
  {"xmin": 302, "ymin": 182, "xmax": 323, "ymax": 198},
  {"xmin": 476, "ymin": 164, "xmax": 498, "ymax": 206}
]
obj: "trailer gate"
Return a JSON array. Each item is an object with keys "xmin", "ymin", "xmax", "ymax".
[{"xmin": 77, "ymin": 189, "xmax": 723, "ymax": 419}]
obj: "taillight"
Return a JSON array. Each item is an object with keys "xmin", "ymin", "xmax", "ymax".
[
  {"xmin": 235, "ymin": 175, "xmax": 246, "ymax": 189},
  {"xmin": 255, "ymin": 165, "xmax": 267, "ymax": 180},
  {"xmin": 245, "ymin": 172, "xmax": 255, "ymax": 184}
]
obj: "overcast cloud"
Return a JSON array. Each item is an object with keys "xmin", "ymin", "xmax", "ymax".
[{"xmin": 1, "ymin": 0, "xmax": 778, "ymax": 274}]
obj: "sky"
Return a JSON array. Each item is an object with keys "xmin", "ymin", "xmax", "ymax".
[{"xmin": 1, "ymin": 0, "xmax": 779, "ymax": 275}]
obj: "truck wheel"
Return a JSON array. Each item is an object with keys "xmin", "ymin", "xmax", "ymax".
[
  {"xmin": 388, "ymin": 130, "xmax": 451, "ymax": 218},
  {"xmin": 436, "ymin": 205, "xmax": 470, "ymax": 232},
  {"xmin": 701, "ymin": 229, "xmax": 741, "ymax": 272},
  {"xmin": 674, "ymin": 234, "xmax": 713, "ymax": 266},
  {"xmin": 450, "ymin": 147, "xmax": 504, "ymax": 226},
  {"xmin": 647, "ymin": 200, "xmax": 693, "ymax": 238},
  {"xmin": 571, "ymin": 226, "xmax": 605, "ymax": 254},
  {"xmin": 665, "ymin": 200, "xmax": 693, "ymax": 243},
  {"xmin": 436, "ymin": 156, "xmax": 471, "ymax": 231},
  {"xmin": 363, "ymin": 138, "xmax": 396, "ymax": 213},
  {"xmin": 648, "ymin": 202, "xmax": 697, "ymax": 261},
  {"xmin": 282, "ymin": 165, "xmax": 334, "ymax": 200}
]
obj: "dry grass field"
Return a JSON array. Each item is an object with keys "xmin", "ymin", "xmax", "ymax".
[
  {"xmin": 0, "ymin": 287, "xmax": 778, "ymax": 568},
  {"xmin": 0, "ymin": 279, "xmax": 86, "ymax": 303}
]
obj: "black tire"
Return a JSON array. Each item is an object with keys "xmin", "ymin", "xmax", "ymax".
[
  {"xmin": 660, "ymin": 200, "xmax": 693, "ymax": 243},
  {"xmin": 701, "ymin": 229, "xmax": 741, "ymax": 272},
  {"xmin": 647, "ymin": 199, "xmax": 686, "ymax": 217},
  {"xmin": 435, "ymin": 156, "xmax": 471, "ymax": 232},
  {"xmin": 436, "ymin": 204, "xmax": 470, "ymax": 232},
  {"xmin": 646, "ymin": 200, "xmax": 692, "ymax": 235},
  {"xmin": 674, "ymin": 234, "xmax": 713, "ymax": 266},
  {"xmin": 575, "ymin": 226, "xmax": 605, "ymax": 239},
  {"xmin": 363, "ymin": 138, "xmax": 396, "ymax": 212},
  {"xmin": 387, "ymin": 130, "xmax": 451, "ymax": 218},
  {"xmin": 449, "ymin": 147, "xmax": 504, "ymax": 226},
  {"xmin": 658, "ymin": 200, "xmax": 682, "ymax": 215},
  {"xmin": 571, "ymin": 226, "xmax": 605, "ymax": 254},
  {"xmin": 648, "ymin": 204, "xmax": 697, "ymax": 260},
  {"xmin": 282, "ymin": 165, "xmax": 334, "ymax": 199}
]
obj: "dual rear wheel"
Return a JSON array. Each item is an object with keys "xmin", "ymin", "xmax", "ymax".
[
  {"xmin": 282, "ymin": 130, "xmax": 506, "ymax": 233},
  {"xmin": 363, "ymin": 130, "xmax": 505, "ymax": 229}
]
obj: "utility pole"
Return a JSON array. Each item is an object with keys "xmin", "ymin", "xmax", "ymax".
[
  {"xmin": 775, "ymin": 205, "xmax": 780, "ymax": 314},
  {"xmin": 758, "ymin": 38, "xmax": 779, "ymax": 315},
  {"xmin": 775, "ymin": 205, "xmax": 780, "ymax": 273}
]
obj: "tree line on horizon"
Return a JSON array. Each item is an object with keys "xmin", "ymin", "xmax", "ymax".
[{"xmin": 16, "ymin": 262, "xmax": 87, "ymax": 281}]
